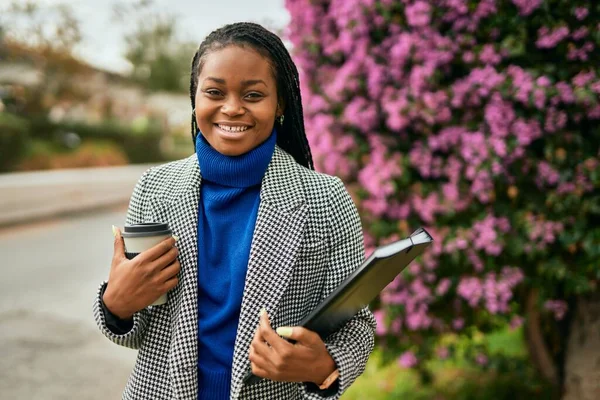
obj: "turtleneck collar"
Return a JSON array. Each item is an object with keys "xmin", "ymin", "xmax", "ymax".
[{"xmin": 195, "ymin": 129, "xmax": 277, "ymax": 188}]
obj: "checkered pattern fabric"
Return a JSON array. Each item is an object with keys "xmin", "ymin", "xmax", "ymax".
[{"xmin": 93, "ymin": 146, "xmax": 376, "ymax": 399}]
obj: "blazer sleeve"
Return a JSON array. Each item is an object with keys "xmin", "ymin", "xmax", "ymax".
[
  {"xmin": 92, "ymin": 168, "xmax": 153, "ymax": 350},
  {"xmin": 300, "ymin": 177, "xmax": 376, "ymax": 399}
]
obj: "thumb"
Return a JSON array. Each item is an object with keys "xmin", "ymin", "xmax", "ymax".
[
  {"xmin": 112, "ymin": 225, "xmax": 125, "ymax": 258},
  {"xmin": 275, "ymin": 326, "xmax": 318, "ymax": 344}
]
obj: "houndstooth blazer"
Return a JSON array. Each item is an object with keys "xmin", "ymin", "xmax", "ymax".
[{"xmin": 93, "ymin": 146, "xmax": 376, "ymax": 399}]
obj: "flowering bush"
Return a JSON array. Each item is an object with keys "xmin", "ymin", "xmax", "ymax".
[{"xmin": 286, "ymin": 0, "xmax": 599, "ymax": 375}]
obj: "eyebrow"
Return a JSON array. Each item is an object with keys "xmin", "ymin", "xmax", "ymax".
[{"xmin": 204, "ymin": 77, "xmax": 267, "ymax": 87}]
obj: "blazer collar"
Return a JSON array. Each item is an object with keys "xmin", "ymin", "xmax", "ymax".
[
  {"xmin": 155, "ymin": 154, "xmax": 201, "ymax": 205},
  {"xmin": 259, "ymin": 146, "xmax": 305, "ymax": 212},
  {"xmin": 162, "ymin": 146, "xmax": 304, "ymax": 211}
]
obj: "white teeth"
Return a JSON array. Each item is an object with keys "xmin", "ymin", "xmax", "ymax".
[{"xmin": 218, "ymin": 124, "xmax": 250, "ymax": 133}]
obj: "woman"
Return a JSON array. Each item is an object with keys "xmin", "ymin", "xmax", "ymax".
[{"xmin": 93, "ymin": 22, "xmax": 375, "ymax": 400}]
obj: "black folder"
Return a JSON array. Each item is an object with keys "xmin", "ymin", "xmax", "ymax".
[{"xmin": 243, "ymin": 227, "xmax": 433, "ymax": 385}]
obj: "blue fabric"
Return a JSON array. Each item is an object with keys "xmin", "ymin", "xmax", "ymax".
[{"xmin": 195, "ymin": 130, "xmax": 276, "ymax": 400}]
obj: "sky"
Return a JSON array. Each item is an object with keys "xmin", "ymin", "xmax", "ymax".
[{"xmin": 1, "ymin": 0, "xmax": 290, "ymax": 74}]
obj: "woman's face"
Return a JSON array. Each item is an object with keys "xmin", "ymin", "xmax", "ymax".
[{"xmin": 194, "ymin": 45, "xmax": 281, "ymax": 156}]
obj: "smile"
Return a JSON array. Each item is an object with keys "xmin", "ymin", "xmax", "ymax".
[{"xmin": 216, "ymin": 124, "xmax": 251, "ymax": 133}]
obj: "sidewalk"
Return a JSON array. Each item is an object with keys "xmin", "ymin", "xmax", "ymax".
[{"xmin": 0, "ymin": 164, "xmax": 155, "ymax": 227}]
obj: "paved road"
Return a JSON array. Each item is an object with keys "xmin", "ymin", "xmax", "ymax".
[
  {"xmin": 0, "ymin": 206, "xmax": 137, "ymax": 399},
  {"xmin": 0, "ymin": 164, "xmax": 152, "ymax": 227}
]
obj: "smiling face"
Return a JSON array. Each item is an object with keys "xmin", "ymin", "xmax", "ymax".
[{"xmin": 194, "ymin": 45, "xmax": 281, "ymax": 156}]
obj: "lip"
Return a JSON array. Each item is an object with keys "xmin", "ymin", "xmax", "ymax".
[{"xmin": 214, "ymin": 121, "xmax": 253, "ymax": 127}]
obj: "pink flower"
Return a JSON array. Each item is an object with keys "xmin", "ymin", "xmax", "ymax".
[
  {"xmin": 460, "ymin": 131, "xmax": 488, "ymax": 167},
  {"xmin": 573, "ymin": 71, "xmax": 596, "ymax": 87},
  {"xmin": 485, "ymin": 94, "xmax": 515, "ymax": 138},
  {"xmin": 374, "ymin": 310, "xmax": 387, "ymax": 336},
  {"xmin": 406, "ymin": 306, "xmax": 433, "ymax": 330},
  {"xmin": 475, "ymin": 353, "xmax": 488, "ymax": 366},
  {"xmin": 511, "ymin": 0, "xmax": 541, "ymax": 16},
  {"xmin": 479, "ymin": 44, "xmax": 501, "ymax": 65},
  {"xmin": 544, "ymin": 107, "xmax": 567, "ymax": 133},
  {"xmin": 457, "ymin": 277, "xmax": 483, "ymax": 306},
  {"xmin": 536, "ymin": 161, "xmax": 560, "ymax": 187},
  {"xmin": 512, "ymin": 118, "xmax": 542, "ymax": 146},
  {"xmin": 463, "ymin": 51, "xmax": 475, "ymax": 63},
  {"xmin": 343, "ymin": 97, "xmax": 379, "ymax": 132},
  {"xmin": 536, "ymin": 26, "xmax": 570, "ymax": 49},
  {"xmin": 509, "ymin": 315, "xmax": 524, "ymax": 330},
  {"xmin": 452, "ymin": 318, "xmax": 465, "ymax": 330},
  {"xmin": 411, "ymin": 193, "xmax": 440, "ymax": 224},
  {"xmin": 555, "ymin": 82, "xmax": 575, "ymax": 103},
  {"xmin": 574, "ymin": 7, "xmax": 589, "ymax": 20},
  {"xmin": 536, "ymin": 76, "xmax": 551, "ymax": 87},
  {"xmin": 436, "ymin": 278, "xmax": 452, "ymax": 296},
  {"xmin": 457, "ymin": 267, "xmax": 523, "ymax": 313},
  {"xmin": 471, "ymin": 215, "xmax": 504, "ymax": 256},
  {"xmin": 398, "ymin": 351, "xmax": 418, "ymax": 368},
  {"xmin": 571, "ymin": 27, "xmax": 589, "ymax": 41},
  {"xmin": 544, "ymin": 300, "xmax": 568, "ymax": 320},
  {"xmin": 436, "ymin": 346, "xmax": 450, "ymax": 359},
  {"xmin": 405, "ymin": 1, "xmax": 431, "ymax": 28}
]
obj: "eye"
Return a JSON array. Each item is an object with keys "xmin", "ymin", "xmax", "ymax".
[
  {"xmin": 245, "ymin": 92, "xmax": 263, "ymax": 101},
  {"xmin": 204, "ymin": 89, "xmax": 223, "ymax": 97}
]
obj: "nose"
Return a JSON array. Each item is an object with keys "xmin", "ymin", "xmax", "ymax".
[{"xmin": 221, "ymin": 96, "xmax": 246, "ymax": 117}]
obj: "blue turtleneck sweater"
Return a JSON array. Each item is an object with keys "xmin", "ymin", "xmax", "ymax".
[{"xmin": 195, "ymin": 130, "xmax": 276, "ymax": 400}]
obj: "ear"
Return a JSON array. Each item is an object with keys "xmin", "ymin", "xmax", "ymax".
[{"xmin": 276, "ymin": 102, "xmax": 285, "ymax": 117}]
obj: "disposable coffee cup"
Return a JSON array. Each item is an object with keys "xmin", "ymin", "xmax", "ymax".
[{"xmin": 121, "ymin": 222, "xmax": 173, "ymax": 306}]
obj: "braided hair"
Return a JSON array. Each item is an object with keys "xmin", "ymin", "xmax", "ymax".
[{"xmin": 189, "ymin": 22, "xmax": 314, "ymax": 170}]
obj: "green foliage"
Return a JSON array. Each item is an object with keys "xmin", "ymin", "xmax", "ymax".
[
  {"xmin": 26, "ymin": 116, "xmax": 167, "ymax": 164},
  {"xmin": 344, "ymin": 327, "xmax": 555, "ymax": 400},
  {"xmin": 124, "ymin": 15, "xmax": 196, "ymax": 93},
  {"xmin": 0, "ymin": 112, "xmax": 30, "ymax": 172},
  {"xmin": 2, "ymin": 0, "xmax": 82, "ymax": 54},
  {"xmin": 17, "ymin": 138, "xmax": 129, "ymax": 170},
  {"xmin": 114, "ymin": 1, "xmax": 197, "ymax": 93}
]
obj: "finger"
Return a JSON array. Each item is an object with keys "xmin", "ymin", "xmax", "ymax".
[
  {"xmin": 252, "ymin": 315, "xmax": 266, "ymax": 344},
  {"xmin": 249, "ymin": 324, "xmax": 274, "ymax": 375},
  {"xmin": 252, "ymin": 311, "xmax": 269, "ymax": 346},
  {"xmin": 259, "ymin": 310, "xmax": 290, "ymax": 353},
  {"xmin": 250, "ymin": 336, "xmax": 272, "ymax": 365},
  {"xmin": 139, "ymin": 236, "xmax": 176, "ymax": 262},
  {"xmin": 151, "ymin": 246, "xmax": 179, "ymax": 272},
  {"xmin": 112, "ymin": 226, "xmax": 125, "ymax": 261},
  {"xmin": 157, "ymin": 260, "xmax": 180, "ymax": 282},
  {"xmin": 249, "ymin": 333, "xmax": 280, "ymax": 381},
  {"xmin": 275, "ymin": 326, "xmax": 320, "ymax": 345},
  {"xmin": 161, "ymin": 274, "xmax": 179, "ymax": 292},
  {"xmin": 250, "ymin": 362, "xmax": 269, "ymax": 379}
]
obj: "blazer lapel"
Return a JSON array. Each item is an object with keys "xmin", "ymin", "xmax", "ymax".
[
  {"xmin": 149, "ymin": 155, "xmax": 202, "ymax": 397},
  {"xmin": 230, "ymin": 147, "xmax": 307, "ymax": 399}
]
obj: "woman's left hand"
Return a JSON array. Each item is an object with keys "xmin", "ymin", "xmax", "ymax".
[{"xmin": 249, "ymin": 309, "xmax": 336, "ymax": 385}]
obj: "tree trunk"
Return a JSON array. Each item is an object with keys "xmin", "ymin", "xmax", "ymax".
[
  {"xmin": 525, "ymin": 288, "xmax": 559, "ymax": 386},
  {"xmin": 562, "ymin": 294, "xmax": 600, "ymax": 400}
]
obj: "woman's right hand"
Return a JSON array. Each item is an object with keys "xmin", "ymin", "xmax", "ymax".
[{"xmin": 102, "ymin": 227, "xmax": 180, "ymax": 320}]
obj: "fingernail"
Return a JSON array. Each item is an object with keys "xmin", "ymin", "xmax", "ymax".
[
  {"xmin": 172, "ymin": 234, "xmax": 179, "ymax": 241},
  {"xmin": 276, "ymin": 327, "xmax": 293, "ymax": 338},
  {"xmin": 112, "ymin": 225, "xmax": 117, "ymax": 237},
  {"xmin": 259, "ymin": 307, "xmax": 267, "ymax": 317}
]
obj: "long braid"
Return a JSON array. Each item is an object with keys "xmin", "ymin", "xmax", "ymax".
[{"xmin": 189, "ymin": 22, "xmax": 314, "ymax": 170}]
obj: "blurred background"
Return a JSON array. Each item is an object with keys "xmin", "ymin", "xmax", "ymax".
[{"xmin": 0, "ymin": 0, "xmax": 598, "ymax": 399}]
